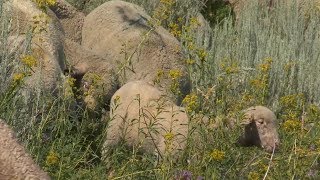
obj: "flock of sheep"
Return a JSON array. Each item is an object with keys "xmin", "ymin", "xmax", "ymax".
[{"xmin": 0, "ymin": 0, "xmax": 281, "ymax": 179}]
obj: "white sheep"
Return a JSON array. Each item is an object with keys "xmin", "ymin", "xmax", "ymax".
[
  {"xmin": 81, "ymin": 0, "xmax": 190, "ymax": 104},
  {"xmin": 102, "ymin": 81, "xmax": 189, "ymax": 159}
]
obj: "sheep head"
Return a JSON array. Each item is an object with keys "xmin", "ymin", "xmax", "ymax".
[{"xmin": 238, "ymin": 106, "xmax": 280, "ymax": 153}]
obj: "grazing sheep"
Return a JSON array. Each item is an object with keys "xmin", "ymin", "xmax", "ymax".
[
  {"xmin": 103, "ymin": 81, "xmax": 280, "ymax": 162},
  {"xmin": 3, "ymin": 0, "xmax": 67, "ymax": 97},
  {"xmin": 63, "ymin": 39, "xmax": 119, "ymax": 111},
  {"xmin": 237, "ymin": 106, "xmax": 280, "ymax": 153},
  {"xmin": 0, "ymin": 119, "xmax": 50, "ymax": 180},
  {"xmin": 102, "ymin": 81, "xmax": 189, "ymax": 159},
  {"xmin": 82, "ymin": 1, "xmax": 190, "ymax": 104}
]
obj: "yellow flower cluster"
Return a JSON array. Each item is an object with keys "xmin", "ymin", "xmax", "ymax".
[
  {"xmin": 197, "ymin": 48, "xmax": 207, "ymax": 62},
  {"xmin": 114, "ymin": 95, "xmax": 121, "ymax": 104},
  {"xmin": 160, "ymin": 0, "xmax": 174, "ymax": 5},
  {"xmin": 280, "ymin": 94, "xmax": 304, "ymax": 109},
  {"xmin": 209, "ymin": 149, "xmax": 225, "ymax": 161},
  {"xmin": 241, "ymin": 93, "xmax": 254, "ymax": 103},
  {"xmin": 20, "ymin": 55, "xmax": 37, "ymax": 68},
  {"xmin": 32, "ymin": 13, "xmax": 51, "ymax": 34},
  {"xmin": 83, "ymin": 72, "xmax": 103, "ymax": 97},
  {"xmin": 250, "ymin": 76, "xmax": 268, "ymax": 90},
  {"xmin": 151, "ymin": 0, "xmax": 175, "ymax": 26},
  {"xmin": 189, "ymin": 17, "xmax": 200, "ymax": 27},
  {"xmin": 169, "ymin": 22, "xmax": 181, "ymax": 38},
  {"xmin": 247, "ymin": 57, "xmax": 274, "ymax": 104},
  {"xmin": 12, "ymin": 73, "xmax": 25, "ymax": 84},
  {"xmin": 169, "ymin": 69, "xmax": 182, "ymax": 80},
  {"xmin": 11, "ymin": 54, "xmax": 40, "ymax": 86},
  {"xmin": 283, "ymin": 119, "xmax": 301, "ymax": 132},
  {"xmin": 45, "ymin": 150, "xmax": 59, "ymax": 166},
  {"xmin": 62, "ymin": 77, "xmax": 76, "ymax": 99},
  {"xmin": 153, "ymin": 69, "xmax": 182, "ymax": 95},
  {"xmin": 220, "ymin": 61, "xmax": 239, "ymax": 74},
  {"xmin": 259, "ymin": 57, "xmax": 273, "ymax": 73},
  {"xmin": 182, "ymin": 93, "xmax": 199, "ymax": 113},
  {"xmin": 279, "ymin": 94, "xmax": 305, "ymax": 121},
  {"xmin": 185, "ymin": 58, "xmax": 195, "ymax": 65},
  {"xmin": 164, "ymin": 132, "xmax": 174, "ymax": 141},
  {"xmin": 33, "ymin": 0, "xmax": 56, "ymax": 9},
  {"xmin": 247, "ymin": 172, "xmax": 260, "ymax": 180},
  {"xmin": 169, "ymin": 69, "xmax": 182, "ymax": 95},
  {"xmin": 153, "ymin": 69, "xmax": 165, "ymax": 85}
]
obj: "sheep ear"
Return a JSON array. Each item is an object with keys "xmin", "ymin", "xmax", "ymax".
[{"xmin": 241, "ymin": 113, "xmax": 253, "ymax": 125}]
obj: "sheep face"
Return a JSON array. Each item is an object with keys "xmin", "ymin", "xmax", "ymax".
[{"xmin": 239, "ymin": 106, "xmax": 280, "ymax": 153}]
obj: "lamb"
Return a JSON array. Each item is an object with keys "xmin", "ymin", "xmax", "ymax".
[
  {"xmin": 0, "ymin": 119, "xmax": 50, "ymax": 180},
  {"xmin": 237, "ymin": 105, "xmax": 280, "ymax": 153},
  {"xmin": 102, "ymin": 81, "xmax": 189, "ymax": 159}
]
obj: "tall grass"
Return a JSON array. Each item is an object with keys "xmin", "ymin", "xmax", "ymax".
[
  {"xmin": 1, "ymin": 0, "xmax": 320, "ymax": 179},
  {"xmin": 185, "ymin": 0, "xmax": 320, "ymax": 111}
]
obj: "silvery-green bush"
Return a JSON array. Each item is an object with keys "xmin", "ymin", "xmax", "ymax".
[{"xmin": 188, "ymin": 0, "xmax": 320, "ymax": 113}]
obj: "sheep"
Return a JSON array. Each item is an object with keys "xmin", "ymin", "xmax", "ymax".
[
  {"xmin": 4, "ymin": 0, "xmax": 67, "ymax": 97},
  {"xmin": 103, "ymin": 81, "xmax": 280, "ymax": 161},
  {"xmin": 0, "ymin": 119, "xmax": 50, "ymax": 180},
  {"xmin": 50, "ymin": 0, "xmax": 86, "ymax": 43},
  {"xmin": 81, "ymin": 1, "xmax": 190, "ymax": 105},
  {"xmin": 63, "ymin": 39, "xmax": 119, "ymax": 111},
  {"xmin": 102, "ymin": 81, "xmax": 189, "ymax": 160},
  {"xmin": 237, "ymin": 105, "xmax": 280, "ymax": 153}
]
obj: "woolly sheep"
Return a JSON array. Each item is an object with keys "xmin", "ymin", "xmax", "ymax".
[
  {"xmin": 50, "ymin": 0, "xmax": 85, "ymax": 43},
  {"xmin": 238, "ymin": 105, "xmax": 280, "ymax": 153},
  {"xmin": 0, "ymin": 119, "xmax": 50, "ymax": 180},
  {"xmin": 63, "ymin": 39, "xmax": 119, "ymax": 111},
  {"xmin": 4, "ymin": 0, "xmax": 66, "ymax": 96},
  {"xmin": 103, "ymin": 82, "xmax": 280, "ymax": 160},
  {"xmin": 102, "ymin": 81, "xmax": 189, "ymax": 159},
  {"xmin": 81, "ymin": 1, "xmax": 190, "ymax": 104}
]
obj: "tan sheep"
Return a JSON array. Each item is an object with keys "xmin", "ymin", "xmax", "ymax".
[
  {"xmin": 103, "ymin": 82, "xmax": 280, "ymax": 161},
  {"xmin": 4, "ymin": 0, "xmax": 67, "ymax": 96},
  {"xmin": 0, "ymin": 119, "xmax": 50, "ymax": 180},
  {"xmin": 81, "ymin": 0, "xmax": 190, "ymax": 105},
  {"xmin": 63, "ymin": 39, "xmax": 119, "ymax": 111},
  {"xmin": 50, "ymin": 0, "xmax": 85, "ymax": 43},
  {"xmin": 102, "ymin": 81, "xmax": 189, "ymax": 159},
  {"xmin": 238, "ymin": 105, "xmax": 280, "ymax": 153}
]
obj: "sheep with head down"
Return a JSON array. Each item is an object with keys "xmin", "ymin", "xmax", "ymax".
[
  {"xmin": 0, "ymin": 119, "xmax": 50, "ymax": 180},
  {"xmin": 237, "ymin": 105, "xmax": 280, "ymax": 153},
  {"xmin": 103, "ymin": 81, "xmax": 280, "ymax": 161},
  {"xmin": 102, "ymin": 80, "xmax": 189, "ymax": 160}
]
